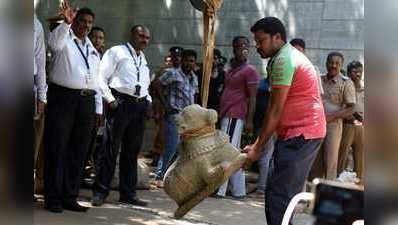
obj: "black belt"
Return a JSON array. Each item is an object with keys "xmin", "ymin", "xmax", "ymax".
[
  {"xmin": 50, "ymin": 83, "xmax": 96, "ymax": 97},
  {"xmin": 111, "ymin": 89, "xmax": 147, "ymax": 103}
]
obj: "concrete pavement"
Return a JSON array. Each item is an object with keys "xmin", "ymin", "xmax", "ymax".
[{"xmin": 34, "ymin": 188, "xmax": 314, "ymax": 225}]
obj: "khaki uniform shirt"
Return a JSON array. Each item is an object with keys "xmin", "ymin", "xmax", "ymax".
[
  {"xmin": 321, "ymin": 74, "xmax": 356, "ymax": 114},
  {"xmin": 354, "ymin": 83, "xmax": 364, "ymax": 115}
]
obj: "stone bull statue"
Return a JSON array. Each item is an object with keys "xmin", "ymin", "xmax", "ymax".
[{"xmin": 163, "ymin": 104, "xmax": 247, "ymax": 218}]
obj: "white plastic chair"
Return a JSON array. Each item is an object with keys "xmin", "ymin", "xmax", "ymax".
[{"xmin": 281, "ymin": 192, "xmax": 315, "ymax": 225}]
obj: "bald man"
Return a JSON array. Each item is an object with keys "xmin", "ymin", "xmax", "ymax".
[{"xmin": 92, "ymin": 25, "xmax": 152, "ymax": 207}]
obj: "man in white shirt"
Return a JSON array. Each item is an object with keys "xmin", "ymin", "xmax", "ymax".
[
  {"xmin": 92, "ymin": 25, "xmax": 151, "ymax": 207},
  {"xmin": 89, "ymin": 26, "xmax": 106, "ymax": 58},
  {"xmin": 34, "ymin": 14, "xmax": 47, "ymax": 116},
  {"xmin": 43, "ymin": 1, "xmax": 102, "ymax": 213},
  {"xmin": 34, "ymin": 14, "xmax": 47, "ymax": 196}
]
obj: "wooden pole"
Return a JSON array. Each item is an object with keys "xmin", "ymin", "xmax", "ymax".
[
  {"xmin": 200, "ymin": 7, "xmax": 212, "ymax": 108},
  {"xmin": 200, "ymin": 0, "xmax": 222, "ymax": 108}
]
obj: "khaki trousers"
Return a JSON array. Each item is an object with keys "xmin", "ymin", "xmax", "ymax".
[
  {"xmin": 310, "ymin": 119, "xmax": 342, "ymax": 180},
  {"xmin": 338, "ymin": 123, "xmax": 364, "ymax": 179},
  {"xmin": 34, "ymin": 115, "xmax": 45, "ymax": 194}
]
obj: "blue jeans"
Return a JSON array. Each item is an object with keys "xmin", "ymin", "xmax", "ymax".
[
  {"xmin": 155, "ymin": 114, "xmax": 179, "ymax": 180},
  {"xmin": 257, "ymin": 135, "xmax": 276, "ymax": 192},
  {"xmin": 265, "ymin": 135, "xmax": 323, "ymax": 225}
]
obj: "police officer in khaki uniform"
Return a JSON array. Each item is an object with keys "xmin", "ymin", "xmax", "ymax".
[
  {"xmin": 338, "ymin": 61, "xmax": 364, "ymax": 182},
  {"xmin": 310, "ymin": 52, "xmax": 356, "ymax": 180}
]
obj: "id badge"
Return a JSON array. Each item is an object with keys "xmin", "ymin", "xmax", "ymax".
[
  {"xmin": 85, "ymin": 72, "xmax": 93, "ymax": 87},
  {"xmin": 134, "ymin": 85, "xmax": 141, "ymax": 96}
]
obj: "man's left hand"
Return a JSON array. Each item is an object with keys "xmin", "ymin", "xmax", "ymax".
[
  {"xmin": 36, "ymin": 101, "xmax": 46, "ymax": 118},
  {"xmin": 95, "ymin": 114, "xmax": 104, "ymax": 127},
  {"xmin": 326, "ymin": 113, "xmax": 337, "ymax": 123},
  {"xmin": 145, "ymin": 103, "xmax": 153, "ymax": 119},
  {"xmin": 242, "ymin": 143, "xmax": 262, "ymax": 169}
]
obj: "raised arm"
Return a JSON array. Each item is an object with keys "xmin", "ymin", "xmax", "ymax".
[{"xmin": 48, "ymin": 0, "xmax": 76, "ymax": 51}]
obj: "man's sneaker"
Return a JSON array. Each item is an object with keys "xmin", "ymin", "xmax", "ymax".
[
  {"xmin": 91, "ymin": 195, "xmax": 104, "ymax": 207},
  {"xmin": 210, "ymin": 193, "xmax": 225, "ymax": 199},
  {"xmin": 250, "ymin": 190, "xmax": 265, "ymax": 199},
  {"xmin": 119, "ymin": 197, "xmax": 148, "ymax": 207}
]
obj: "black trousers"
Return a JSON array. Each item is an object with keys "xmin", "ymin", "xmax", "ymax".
[
  {"xmin": 93, "ymin": 91, "xmax": 148, "ymax": 201},
  {"xmin": 265, "ymin": 135, "xmax": 323, "ymax": 225},
  {"xmin": 43, "ymin": 84, "xmax": 95, "ymax": 205}
]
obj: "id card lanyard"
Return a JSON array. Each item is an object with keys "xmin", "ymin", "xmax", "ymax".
[
  {"xmin": 125, "ymin": 43, "xmax": 142, "ymax": 83},
  {"xmin": 74, "ymin": 39, "xmax": 91, "ymax": 88}
]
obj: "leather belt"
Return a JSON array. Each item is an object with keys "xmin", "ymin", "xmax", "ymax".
[
  {"xmin": 79, "ymin": 89, "xmax": 96, "ymax": 96},
  {"xmin": 111, "ymin": 89, "xmax": 147, "ymax": 103},
  {"xmin": 50, "ymin": 83, "xmax": 96, "ymax": 97}
]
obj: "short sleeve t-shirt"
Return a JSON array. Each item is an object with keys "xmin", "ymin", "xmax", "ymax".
[
  {"xmin": 321, "ymin": 75, "xmax": 356, "ymax": 114},
  {"xmin": 268, "ymin": 43, "xmax": 326, "ymax": 140},
  {"xmin": 220, "ymin": 64, "xmax": 260, "ymax": 121}
]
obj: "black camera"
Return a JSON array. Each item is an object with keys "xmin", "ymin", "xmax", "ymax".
[{"xmin": 311, "ymin": 179, "xmax": 364, "ymax": 225}]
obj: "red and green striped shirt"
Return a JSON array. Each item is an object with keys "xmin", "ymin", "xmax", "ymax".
[{"xmin": 268, "ymin": 43, "xmax": 326, "ymax": 140}]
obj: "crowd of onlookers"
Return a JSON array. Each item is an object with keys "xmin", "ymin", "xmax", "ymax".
[{"xmin": 34, "ymin": 2, "xmax": 363, "ymax": 219}]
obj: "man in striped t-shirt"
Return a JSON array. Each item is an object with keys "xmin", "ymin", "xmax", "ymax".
[{"xmin": 244, "ymin": 17, "xmax": 326, "ymax": 225}]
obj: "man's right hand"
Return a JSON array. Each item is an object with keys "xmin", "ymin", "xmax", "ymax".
[
  {"xmin": 326, "ymin": 113, "xmax": 337, "ymax": 123},
  {"xmin": 37, "ymin": 101, "xmax": 46, "ymax": 118},
  {"xmin": 58, "ymin": 0, "xmax": 76, "ymax": 25},
  {"xmin": 109, "ymin": 100, "xmax": 118, "ymax": 110},
  {"xmin": 242, "ymin": 143, "xmax": 262, "ymax": 170}
]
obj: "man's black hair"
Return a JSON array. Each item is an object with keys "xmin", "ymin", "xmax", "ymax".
[
  {"xmin": 169, "ymin": 46, "xmax": 184, "ymax": 56},
  {"xmin": 290, "ymin": 38, "xmax": 305, "ymax": 49},
  {"xmin": 130, "ymin": 25, "xmax": 150, "ymax": 33},
  {"xmin": 214, "ymin": 49, "xmax": 222, "ymax": 57},
  {"xmin": 347, "ymin": 60, "xmax": 363, "ymax": 73},
  {"xmin": 182, "ymin": 49, "xmax": 197, "ymax": 59},
  {"xmin": 75, "ymin": 7, "xmax": 95, "ymax": 20},
  {"xmin": 232, "ymin": 36, "xmax": 250, "ymax": 46},
  {"xmin": 250, "ymin": 17, "xmax": 287, "ymax": 42},
  {"xmin": 220, "ymin": 56, "xmax": 227, "ymax": 65},
  {"xmin": 89, "ymin": 26, "xmax": 105, "ymax": 36},
  {"xmin": 326, "ymin": 51, "xmax": 344, "ymax": 64}
]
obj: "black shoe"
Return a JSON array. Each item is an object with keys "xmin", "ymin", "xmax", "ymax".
[
  {"xmin": 119, "ymin": 197, "xmax": 148, "ymax": 207},
  {"xmin": 229, "ymin": 195, "xmax": 247, "ymax": 201},
  {"xmin": 62, "ymin": 201, "xmax": 89, "ymax": 212},
  {"xmin": 44, "ymin": 203, "xmax": 63, "ymax": 213},
  {"xmin": 91, "ymin": 195, "xmax": 104, "ymax": 207}
]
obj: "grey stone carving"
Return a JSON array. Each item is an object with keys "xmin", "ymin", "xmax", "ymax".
[{"xmin": 163, "ymin": 104, "xmax": 247, "ymax": 218}]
